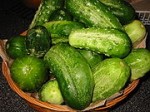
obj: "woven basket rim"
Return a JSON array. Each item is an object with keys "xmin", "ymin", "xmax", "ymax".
[{"xmin": 1, "ymin": 60, "xmax": 139, "ymax": 111}]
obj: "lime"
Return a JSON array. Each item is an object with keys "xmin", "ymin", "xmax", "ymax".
[
  {"xmin": 6, "ymin": 35, "xmax": 28, "ymax": 59},
  {"xmin": 10, "ymin": 56, "xmax": 48, "ymax": 92}
]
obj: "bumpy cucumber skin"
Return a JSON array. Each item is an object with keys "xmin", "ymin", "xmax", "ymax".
[
  {"xmin": 44, "ymin": 43, "xmax": 94, "ymax": 110},
  {"xmin": 43, "ymin": 21, "xmax": 85, "ymax": 44},
  {"xmin": 44, "ymin": 20, "xmax": 85, "ymax": 37},
  {"xmin": 79, "ymin": 49, "xmax": 104, "ymax": 68},
  {"xmin": 69, "ymin": 28, "xmax": 132, "ymax": 58},
  {"xmin": 99, "ymin": 0, "xmax": 136, "ymax": 24},
  {"xmin": 49, "ymin": 8, "xmax": 73, "ymax": 21},
  {"xmin": 39, "ymin": 79, "xmax": 64, "ymax": 105},
  {"xmin": 92, "ymin": 58, "xmax": 130, "ymax": 102},
  {"xmin": 124, "ymin": 48, "xmax": 150, "ymax": 81},
  {"xmin": 29, "ymin": 0, "xmax": 63, "ymax": 29},
  {"xmin": 26, "ymin": 25, "xmax": 51, "ymax": 58},
  {"xmin": 66, "ymin": 0, "xmax": 122, "ymax": 29}
]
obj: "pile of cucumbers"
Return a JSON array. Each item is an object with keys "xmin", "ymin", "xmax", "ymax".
[{"xmin": 6, "ymin": 0, "xmax": 150, "ymax": 110}]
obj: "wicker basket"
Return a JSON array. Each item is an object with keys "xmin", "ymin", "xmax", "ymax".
[{"xmin": 0, "ymin": 31, "xmax": 147, "ymax": 112}]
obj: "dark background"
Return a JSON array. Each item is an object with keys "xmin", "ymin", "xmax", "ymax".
[{"xmin": 0, "ymin": 0, "xmax": 150, "ymax": 112}]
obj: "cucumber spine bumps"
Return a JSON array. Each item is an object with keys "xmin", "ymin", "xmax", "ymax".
[
  {"xmin": 66, "ymin": 0, "xmax": 122, "ymax": 29},
  {"xmin": 69, "ymin": 28, "xmax": 132, "ymax": 58},
  {"xmin": 44, "ymin": 43, "xmax": 94, "ymax": 110}
]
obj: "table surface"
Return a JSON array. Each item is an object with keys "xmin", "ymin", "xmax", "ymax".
[{"xmin": 0, "ymin": 0, "xmax": 150, "ymax": 112}]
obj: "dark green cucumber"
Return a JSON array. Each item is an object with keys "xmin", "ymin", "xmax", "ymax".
[
  {"xmin": 69, "ymin": 28, "xmax": 132, "ymax": 58},
  {"xmin": 43, "ymin": 20, "xmax": 85, "ymax": 44},
  {"xmin": 66, "ymin": 0, "xmax": 122, "ymax": 29},
  {"xmin": 29, "ymin": 0, "xmax": 63, "ymax": 29},
  {"xmin": 49, "ymin": 8, "xmax": 73, "ymax": 21},
  {"xmin": 26, "ymin": 25, "xmax": 51, "ymax": 58},
  {"xmin": 6, "ymin": 35, "xmax": 28, "ymax": 59},
  {"xmin": 99, "ymin": 0, "xmax": 136, "ymax": 24},
  {"xmin": 44, "ymin": 43, "xmax": 94, "ymax": 110},
  {"xmin": 92, "ymin": 58, "xmax": 130, "ymax": 102}
]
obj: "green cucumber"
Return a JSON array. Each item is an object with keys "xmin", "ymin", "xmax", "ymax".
[
  {"xmin": 69, "ymin": 28, "xmax": 132, "ymax": 58},
  {"xmin": 124, "ymin": 48, "xmax": 150, "ymax": 81},
  {"xmin": 123, "ymin": 20, "xmax": 146, "ymax": 47},
  {"xmin": 44, "ymin": 43, "xmax": 94, "ymax": 110},
  {"xmin": 66, "ymin": 0, "xmax": 122, "ymax": 29},
  {"xmin": 43, "ymin": 21, "xmax": 85, "ymax": 44},
  {"xmin": 92, "ymin": 58, "xmax": 130, "ymax": 102},
  {"xmin": 79, "ymin": 49, "xmax": 104, "ymax": 68},
  {"xmin": 39, "ymin": 79, "xmax": 64, "ymax": 104},
  {"xmin": 49, "ymin": 8, "xmax": 73, "ymax": 21},
  {"xmin": 99, "ymin": 0, "xmax": 136, "ymax": 24},
  {"xmin": 29, "ymin": 0, "xmax": 63, "ymax": 29},
  {"xmin": 26, "ymin": 25, "xmax": 51, "ymax": 58},
  {"xmin": 6, "ymin": 35, "xmax": 28, "ymax": 59}
]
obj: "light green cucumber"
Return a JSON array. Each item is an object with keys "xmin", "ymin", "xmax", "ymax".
[
  {"xmin": 39, "ymin": 79, "xmax": 64, "ymax": 105},
  {"xmin": 69, "ymin": 28, "xmax": 132, "ymax": 58},
  {"xmin": 124, "ymin": 20, "xmax": 146, "ymax": 47},
  {"xmin": 92, "ymin": 58, "xmax": 130, "ymax": 102},
  {"xmin": 124, "ymin": 48, "xmax": 150, "ymax": 81}
]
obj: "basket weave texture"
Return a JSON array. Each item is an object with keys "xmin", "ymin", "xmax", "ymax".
[{"xmin": 0, "ymin": 31, "xmax": 147, "ymax": 112}]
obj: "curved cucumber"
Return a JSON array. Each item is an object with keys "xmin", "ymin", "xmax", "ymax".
[
  {"xmin": 69, "ymin": 28, "xmax": 132, "ymax": 58},
  {"xmin": 44, "ymin": 43, "xmax": 94, "ymax": 110},
  {"xmin": 66, "ymin": 0, "xmax": 122, "ymax": 29}
]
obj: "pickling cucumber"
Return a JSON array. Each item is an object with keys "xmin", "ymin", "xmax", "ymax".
[
  {"xmin": 92, "ymin": 58, "xmax": 130, "ymax": 102},
  {"xmin": 66, "ymin": 0, "xmax": 122, "ymax": 29},
  {"xmin": 69, "ymin": 28, "xmax": 132, "ymax": 58},
  {"xmin": 124, "ymin": 48, "xmax": 150, "ymax": 81},
  {"xmin": 43, "ymin": 20, "xmax": 85, "ymax": 44},
  {"xmin": 44, "ymin": 43, "xmax": 94, "ymax": 110},
  {"xmin": 26, "ymin": 25, "xmax": 51, "ymax": 58},
  {"xmin": 29, "ymin": 0, "xmax": 63, "ymax": 29},
  {"xmin": 79, "ymin": 49, "xmax": 104, "ymax": 69},
  {"xmin": 49, "ymin": 8, "xmax": 73, "ymax": 21},
  {"xmin": 6, "ymin": 35, "xmax": 28, "ymax": 59},
  {"xmin": 124, "ymin": 20, "xmax": 146, "ymax": 47},
  {"xmin": 39, "ymin": 79, "xmax": 64, "ymax": 104},
  {"xmin": 99, "ymin": 0, "xmax": 136, "ymax": 24}
]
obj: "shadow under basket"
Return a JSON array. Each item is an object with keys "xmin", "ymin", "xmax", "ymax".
[{"xmin": 0, "ymin": 31, "xmax": 147, "ymax": 112}]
